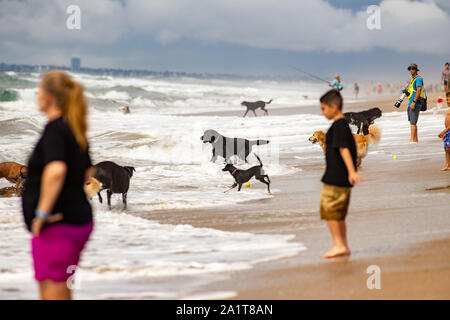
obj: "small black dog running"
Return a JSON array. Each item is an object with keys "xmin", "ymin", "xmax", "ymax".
[{"xmin": 222, "ymin": 154, "xmax": 271, "ymax": 193}]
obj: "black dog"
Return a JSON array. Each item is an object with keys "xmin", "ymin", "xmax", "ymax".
[
  {"xmin": 344, "ymin": 107, "xmax": 382, "ymax": 135},
  {"xmin": 241, "ymin": 99, "xmax": 272, "ymax": 117},
  {"xmin": 222, "ymin": 155, "xmax": 271, "ymax": 194},
  {"xmin": 92, "ymin": 161, "xmax": 135, "ymax": 209},
  {"xmin": 201, "ymin": 129, "xmax": 269, "ymax": 163}
]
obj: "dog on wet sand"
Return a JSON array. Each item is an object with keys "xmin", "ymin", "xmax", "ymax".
[{"xmin": 241, "ymin": 99, "xmax": 272, "ymax": 117}]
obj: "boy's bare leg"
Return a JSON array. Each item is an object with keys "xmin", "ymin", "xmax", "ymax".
[
  {"xmin": 441, "ymin": 149, "xmax": 450, "ymax": 171},
  {"xmin": 323, "ymin": 220, "xmax": 351, "ymax": 259}
]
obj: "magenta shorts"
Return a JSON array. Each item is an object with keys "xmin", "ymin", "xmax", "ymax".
[{"xmin": 31, "ymin": 221, "xmax": 93, "ymax": 282}]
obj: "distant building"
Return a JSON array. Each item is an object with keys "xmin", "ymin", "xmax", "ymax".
[{"xmin": 71, "ymin": 57, "xmax": 81, "ymax": 72}]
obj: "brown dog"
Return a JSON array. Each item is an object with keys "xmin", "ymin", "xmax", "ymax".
[
  {"xmin": 308, "ymin": 125, "xmax": 381, "ymax": 167},
  {"xmin": 0, "ymin": 162, "xmax": 28, "ymax": 185}
]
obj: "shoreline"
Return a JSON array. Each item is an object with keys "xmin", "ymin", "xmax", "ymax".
[{"xmin": 183, "ymin": 92, "xmax": 443, "ymax": 118}]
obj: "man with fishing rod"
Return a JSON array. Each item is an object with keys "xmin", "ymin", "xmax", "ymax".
[{"xmin": 293, "ymin": 67, "xmax": 343, "ymax": 92}]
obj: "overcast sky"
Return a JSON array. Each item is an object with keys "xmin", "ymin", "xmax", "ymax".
[{"xmin": 0, "ymin": 0, "xmax": 449, "ymax": 81}]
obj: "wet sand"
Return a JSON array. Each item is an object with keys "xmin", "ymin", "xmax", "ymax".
[{"xmin": 137, "ymin": 92, "xmax": 450, "ymax": 299}]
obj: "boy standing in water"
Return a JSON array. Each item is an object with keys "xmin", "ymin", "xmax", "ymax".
[
  {"xmin": 438, "ymin": 91, "xmax": 450, "ymax": 171},
  {"xmin": 319, "ymin": 90, "xmax": 362, "ymax": 258}
]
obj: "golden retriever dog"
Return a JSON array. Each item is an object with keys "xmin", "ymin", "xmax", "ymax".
[
  {"xmin": 309, "ymin": 125, "xmax": 381, "ymax": 167},
  {"xmin": 0, "ymin": 162, "xmax": 28, "ymax": 185},
  {"xmin": 84, "ymin": 177, "xmax": 103, "ymax": 200}
]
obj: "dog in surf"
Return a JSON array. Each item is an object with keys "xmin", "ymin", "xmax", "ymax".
[
  {"xmin": 222, "ymin": 154, "xmax": 271, "ymax": 194},
  {"xmin": 201, "ymin": 129, "xmax": 269, "ymax": 163}
]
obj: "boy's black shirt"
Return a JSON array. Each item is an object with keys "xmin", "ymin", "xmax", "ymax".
[{"xmin": 321, "ymin": 117, "xmax": 357, "ymax": 188}]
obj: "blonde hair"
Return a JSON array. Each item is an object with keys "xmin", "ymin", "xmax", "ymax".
[{"xmin": 41, "ymin": 70, "xmax": 88, "ymax": 150}]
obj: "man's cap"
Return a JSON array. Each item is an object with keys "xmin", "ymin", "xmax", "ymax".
[{"xmin": 407, "ymin": 63, "xmax": 419, "ymax": 71}]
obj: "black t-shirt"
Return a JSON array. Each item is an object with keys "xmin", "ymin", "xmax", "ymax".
[
  {"xmin": 22, "ymin": 117, "xmax": 93, "ymax": 231},
  {"xmin": 321, "ymin": 118, "xmax": 357, "ymax": 188}
]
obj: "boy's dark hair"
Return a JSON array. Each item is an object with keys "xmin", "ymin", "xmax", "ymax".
[
  {"xmin": 446, "ymin": 91, "xmax": 450, "ymax": 97},
  {"xmin": 320, "ymin": 89, "xmax": 343, "ymax": 110}
]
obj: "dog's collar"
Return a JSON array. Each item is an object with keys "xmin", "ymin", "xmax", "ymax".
[{"xmin": 231, "ymin": 169, "xmax": 238, "ymax": 176}]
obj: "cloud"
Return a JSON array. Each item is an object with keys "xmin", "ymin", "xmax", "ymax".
[{"xmin": 0, "ymin": 0, "xmax": 448, "ymax": 59}]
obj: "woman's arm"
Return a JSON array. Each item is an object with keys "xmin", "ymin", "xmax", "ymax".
[
  {"xmin": 32, "ymin": 161, "xmax": 67, "ymax": 236},
  {"xmin": 340, "ymin": 147, "xmax": 363, "ymax": 185}
]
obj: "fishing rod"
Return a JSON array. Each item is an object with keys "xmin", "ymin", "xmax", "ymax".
[{"xmin": 292, "ymin": 66, "xmax": 331, "ymax": 85}]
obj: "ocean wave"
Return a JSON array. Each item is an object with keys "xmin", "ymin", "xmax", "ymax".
[
  {"xmin": 0, "ymin": 117, "xmax": 41, "ymax": 135},
  {"xmin": 0, "ymin": 72, "xmax": 33, "ymax": 87},
  {"xmin": 0, "ymin": 88, "xmax": 20, "ymax": 102},
  {"xmin": 96, "ymin": 90, "xmax": 131, "ymax": 101}
]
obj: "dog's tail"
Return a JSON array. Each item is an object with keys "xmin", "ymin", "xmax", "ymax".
[
  {"xmin": 265, "ymin": 99, "xmax": 273, "ymax": 104},
  {"xmin": 123, "ymin": 166, "xmax": 136, "ymax": 177},
  {"xmin": 250, "ymin": 139, "xmax": 270, "ymax": 146},
  {"xmin": 367, "ymin": 125, "xmax": 381, "ymax": 145},
  {"xmin": 254, "ymin": 154, "xmax": 263, "ymax": 167}
]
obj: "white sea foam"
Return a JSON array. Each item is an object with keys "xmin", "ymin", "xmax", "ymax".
[
  {"xmin": 0, "ymin": 197, "xmax": 304, "ymax": 299},
  {"xmin": 98, "ymin": 90, "xmax": 131, "ymax": 101}
]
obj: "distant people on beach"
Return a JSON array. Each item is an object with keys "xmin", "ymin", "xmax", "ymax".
[
  {"xmin": 441, "ymin": 62, "xmax": 449, "ymax": 93},
  {"xmin": 319, "ymin": 90, "xmax": 362, "ymax": 259},
  {"xmin": 438, "ymin": 91, "xmax": 450, "ymax": 171},
  {"xmin": 329, "ymin": 74, "xmax": 343, "ymax": 91},
  {"xmin": 22, "ymin": 70, "xmax": 94, "ymax": 300},
  {"xmin": 406, "ymin": 63, "xmax": 424, "ymax": 143},
  {"xmin": 122, "ymin": 106, "xmax": 130, "ymax": 114},
  {"xmin": 354, "ymin": 83, "xmax": 359, "ymax": 99},
  {"xmin": 376, "ymin": 83, "xmax": 382, "ymax": 94}
]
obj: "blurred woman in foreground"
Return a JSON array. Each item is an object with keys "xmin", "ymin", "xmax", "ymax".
[{"xmin": 22, "ymin": 70, "xmax": 94, "ymax": 300}]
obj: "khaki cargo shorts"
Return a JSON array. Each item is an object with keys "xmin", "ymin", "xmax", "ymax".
[{"xmin": 320, "ymin": 183, "xmax": 351, "ymax": 221}]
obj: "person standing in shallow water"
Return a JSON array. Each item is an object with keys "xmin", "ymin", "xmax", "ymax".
[
  {"xmin": 22, "ymin": 70, "xmax": 95, "ymax": 300},
  {"xmin": 406, "ymin": 63, "xmax": 424, "ymax": 143}
]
